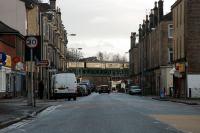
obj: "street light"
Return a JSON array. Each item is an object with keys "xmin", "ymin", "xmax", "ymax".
[
  {"xmin": 76, "ymin": 48, "xmax": 82, "ymax": 78},
  {"xmin": 68, "ymin": 34, "xmax": 76, "ymax": 36}
]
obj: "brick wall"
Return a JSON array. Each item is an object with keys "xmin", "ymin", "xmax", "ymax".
[{"xmin": 185, "ymin": 0, "xmax": 200, "ymax": 73}]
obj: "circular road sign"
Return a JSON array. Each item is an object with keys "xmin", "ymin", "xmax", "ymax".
[
  {"xmin": 0, "ymin": 52, "xmax": 7, "ymax": 62},
  {"xmin": 26, "ymin": 36, "xmax": 38, "ymax": 48}
]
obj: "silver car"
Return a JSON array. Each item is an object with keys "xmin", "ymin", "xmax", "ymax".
[{"xmin": 128, "ymin": 86, "xmax": 141, "ymax": 95}]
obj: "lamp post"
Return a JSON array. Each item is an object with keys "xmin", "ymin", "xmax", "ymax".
[
  {"xmin": 66, "ymin": 47, "xmax": 82, "ymax": 77},
  {"xmin": 76, "ymin": 48, "xmax": 82, "ymax": 78},
  {"xmin": 65, "ymin": 33, "xmax": 77, "ymax": 71}
]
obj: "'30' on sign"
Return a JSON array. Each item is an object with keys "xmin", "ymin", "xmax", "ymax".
[{"xmin": 26, "ymin": 36, "xmax": 38, "ymax": 48}]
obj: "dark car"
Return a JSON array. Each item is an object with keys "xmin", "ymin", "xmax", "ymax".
[
  {"xmin": 99, "ymin": 85, "xmax": 110, "ymax": 94},
  {"xmin": 128, "ymin": 86, "xmax": 141, "ymax": 95},
  {"xmin": 77, "ymin": 85, "xmax": 88, "ymax": 97}
]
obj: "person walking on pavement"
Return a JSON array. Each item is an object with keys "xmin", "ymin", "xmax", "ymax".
[{"xmin": 38, "ymin": 80, "xmax": 44, "ymax": 99}]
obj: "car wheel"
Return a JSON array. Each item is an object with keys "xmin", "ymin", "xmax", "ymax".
[{"xmin": 73, "ymin": 97, "xmax": 76, "ymax": 101}]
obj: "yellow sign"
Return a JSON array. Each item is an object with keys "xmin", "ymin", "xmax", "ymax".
[
  {"xmin": 5, "ymin": 55, "xmax": 12, "ymax": 68},
  {"xmin": 176, "ymin": 63, "xmax": 185, "ymax": 73}
]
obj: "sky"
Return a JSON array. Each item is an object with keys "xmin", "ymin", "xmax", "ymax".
[{"xmin": 45, "ymin": 0, "xmax": 176, "ymax": 58}]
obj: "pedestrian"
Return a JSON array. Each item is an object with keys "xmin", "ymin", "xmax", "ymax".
[{"xmin": 38, "ymin": 80, "xmax": 44, "ymax": 99}]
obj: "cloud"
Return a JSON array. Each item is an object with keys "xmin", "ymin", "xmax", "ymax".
[
  {"xmin": 68, "ymin": 38, "xmax": 129, "ymax": 58},
  {"xmin": 89, "ymin": 16, "xmax": 109, "ymax": 24},
  {"xmin": 57, "ymin": 0, "xmax": 176, "ymax": 58}
]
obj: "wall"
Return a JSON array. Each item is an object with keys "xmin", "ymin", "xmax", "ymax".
[
  {"xmin": 186, "ymin": 0, "xmax": 200, "ymax": 73},
  {"xmin": 27, "ymin": 5, "xmax": 39, "ymax": 35},
  {"xmin": 160, "ymin": 66, "xmax": 173, "ymax": 95},
  {"xmin": 187, "ymin": 74, "xmax": 200, "ymax": 98},
  {"xmin": 172, "ymin": 0, "xmax": 185, "ymax": 61},
  {"xmin": 0, "ymin": 0, "xmax": 27, "ymax": 36}
]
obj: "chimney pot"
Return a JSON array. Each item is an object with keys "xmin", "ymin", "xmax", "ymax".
[
  {"xmin": 50, "ymin": 0, "xmax": 56, "ymax": 9},
  {"xmin": 158, "ymin": 0, "xmax": 164, "ymax": 22}
]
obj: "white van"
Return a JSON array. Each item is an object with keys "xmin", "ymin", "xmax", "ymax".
[{"xmin": 51, "ymin": 73, "xmax": 77, "ymax": 100}]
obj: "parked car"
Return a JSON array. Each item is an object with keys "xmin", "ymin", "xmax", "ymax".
[
  {"xmin": 99, "ymin": 85, "xmax": 110, "ymax": 94},
  {"xmin": 51, "ymin": 73, "xmax": 77, "ymax": 100},
  {"xmin": 128, "ymin": 86, "xmax": 141, "ymax": 95},
  {"xmin": 77, "ymin": 84, "xmax": 88, "ymax": 96},
  {"xmin": 79, "ymin": 81, "xmax": 92, "ymax": 95}
]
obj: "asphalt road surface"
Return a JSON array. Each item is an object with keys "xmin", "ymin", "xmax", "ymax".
[{"xmin": 1, "ymin": 93, "xmax": 200, "ymax": 133}]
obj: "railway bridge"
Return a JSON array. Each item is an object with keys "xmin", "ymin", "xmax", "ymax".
[{"xmin": 66, "ymin": 61, "xmax": 129, "ymax": 85}]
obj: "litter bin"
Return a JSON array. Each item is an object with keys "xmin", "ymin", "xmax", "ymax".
[{"xmin": 160, "ymin": 90, "xmax": 164, "ymax": 98}]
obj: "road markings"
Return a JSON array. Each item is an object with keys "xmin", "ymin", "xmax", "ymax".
[
  {"xmin": 0, "ymin": 105, "xmax": 62, "ymax": 133},
  {"xmin": 0, "ymin": 119, "xmax": 33, "ymax": 133},
  {"xmin": 38, "ymin": 105, "xmax": 62, "ymax": 116}
]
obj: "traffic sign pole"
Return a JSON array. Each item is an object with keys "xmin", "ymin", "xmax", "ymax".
[
  {"xmin": 26, "ymin": 36, "xmax": 38, "ymax": 107},
  {"xmin": 31, "ymin": 48, "xmax": 36, "ymax": 107}
]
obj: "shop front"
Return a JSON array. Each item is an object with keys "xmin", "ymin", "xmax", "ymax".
[
  {"xmin": 0, "ymin": 55, "xmax": 12, "ymax": 98},
  {"xmin": 171, "ymin": 63, "xmax": 186, "ymax": 98}
]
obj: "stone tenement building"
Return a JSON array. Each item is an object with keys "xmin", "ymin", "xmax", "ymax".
[
  {"xmin": 129, "ymin": 0, "xmax": 174, "ymax": 96},
  {"xmin": 0, "ymin": 0, "xmax": 68, "ymax": 99},
  {"xmin": 129, "ymin": 32, "xmax": 140, "ymax": 85},
  {"xmin": 171, "ymin": 0, "xmax": 200, "ymax": 98}
]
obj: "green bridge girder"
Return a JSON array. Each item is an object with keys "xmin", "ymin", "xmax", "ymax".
[{"xmin": 66, "ymin": 68, "xmax": 129, "ymax": 77}]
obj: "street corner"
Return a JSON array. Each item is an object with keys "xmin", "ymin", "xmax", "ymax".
[{"xmin": 150, "ymin": 114, "xmax": 200, "ymax": 133}]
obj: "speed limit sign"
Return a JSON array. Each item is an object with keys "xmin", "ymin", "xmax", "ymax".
[{"xmin": 26, "ymin": 36, "xmax": 38, "ymax": 48}]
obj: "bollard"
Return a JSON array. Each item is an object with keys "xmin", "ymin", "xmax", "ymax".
[{"xmin": 189, "ymin": 88, "xmax": 192, "ymax": 98}]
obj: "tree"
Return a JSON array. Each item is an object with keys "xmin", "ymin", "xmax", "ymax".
[
  {"xmin": 111, "ymin": 54, "xmax": 127, "ymax": 62},
  {"xmin": 66, "ymin": 49, "xmax": 83, "ymax": 61},
  {"xmin": 96, "ymin": 52, "xmax": 104, "ymax": 61},
  {"xmin": 112, "ymin": 54, "xmax": 121, "ymax": 62},
  {"xmin": 96, "ymin": 51, "xmax": 128, "ymax": 62}
]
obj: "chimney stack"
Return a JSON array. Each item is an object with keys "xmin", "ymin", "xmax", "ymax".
[
  {"xmin": 149, "ymin": 9, "xmax": 154, "ymax": 30},
  {"xmin": 145, "ymin": 15, "xmax": 149, "ymax": 34},
  {"xmin": 139, "ymin": 24, "xmax": 142, "ymax": 42},
  {"xmin": 142, "ymin": 20, "xmax": 146, "ymax": 37},
  {"xmin": 130, "ymin": 32, "xmax": 136, "ymax": 48},
  {"xmin": 50, "ymin": 0, "xmax": 56, "ymax": 9},
  {"xmin": 158, "ymin": 0, "xmax": 164, "ymax": 22},
  {"xmin": 153, "ymin": 1, "xmax": 158, "ymax": 27}
]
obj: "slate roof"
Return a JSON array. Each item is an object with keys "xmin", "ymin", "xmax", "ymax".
[{"xmin": 163, "ymin": 12, "xmax": 172, "ymax": 21}]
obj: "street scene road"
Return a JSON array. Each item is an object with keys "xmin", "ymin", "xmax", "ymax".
[{"xmin": 1, "ymin": 93, "xmax": 200, "ymax": 133}]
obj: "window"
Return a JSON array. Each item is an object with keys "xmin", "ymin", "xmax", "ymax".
[
  {"xmin": 168, "ymin": 24, "xmax": 173, "ymax": 38},
  {"xmin": 168, "ymin": 48, "xmax": 173, "ymax": 63},
  {"xmin": 176, "ymin": 8, "xmax": 178, "ymax": 28},
  {"xmin": 180, "ymin": 4, "xmax": 182, "ymax": 25}
]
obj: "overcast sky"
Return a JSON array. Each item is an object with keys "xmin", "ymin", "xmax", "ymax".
[{"xmin": 52, "ymin": 0, "xmax": 176, "ymax": 58}]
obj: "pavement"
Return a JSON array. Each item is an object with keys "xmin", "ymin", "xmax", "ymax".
[
  {"xmin": 152, "ymin": 96, "xmax": 200, "ymax": 105},
  {"xmin": 0, "ymin": 97, "xmax": 64, "ymax": 129}
]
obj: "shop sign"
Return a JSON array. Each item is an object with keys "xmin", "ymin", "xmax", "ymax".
[
  {"xmin": 176, "ymin": 63, "xmax": 185, "ymax": 73},
  {"xmin": 36, "ymin": 60, "xmax": 50, "ymax": 67},
  {"xmin": 5, "ymin": 55, "xmax": 12, "ymax": 68},
  {"xmin": 0, "ymin": 52, "xmax": 6, "ymax": 63}
]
